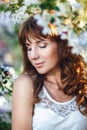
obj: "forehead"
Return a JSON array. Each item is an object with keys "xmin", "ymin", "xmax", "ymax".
[
  {"xmin": 25, "ymin": 37, "xmax": 50, "ymax": 45},
  {"xmin": 24, "ymin": 27, "xmax": 48, "ymax": 44}
]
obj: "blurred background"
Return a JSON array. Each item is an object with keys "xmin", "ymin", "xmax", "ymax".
[
  {"xmin": 0, "ymin": 1, "xmax": 23, "ymax": 130},
  {"xmin": 0, "ymin": 10, "xmax": 22, "ymax": 72}
]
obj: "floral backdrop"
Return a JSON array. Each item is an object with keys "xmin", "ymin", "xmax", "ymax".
[{"xmin": 0, "ymin": 0, "xmax": 87, "ymax": 129}]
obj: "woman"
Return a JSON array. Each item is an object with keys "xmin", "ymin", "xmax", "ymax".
[{"xmin": 12, "ymin": 16, "xmax": 87, "ymax": 130}]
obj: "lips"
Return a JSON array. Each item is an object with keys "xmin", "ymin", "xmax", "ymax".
[{"xmin": 34, "ymin": 62, "xmax": 45, "ymax": 68}]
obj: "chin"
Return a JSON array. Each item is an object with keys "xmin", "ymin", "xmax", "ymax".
[
  {"xmin": 37, "ymin": 71, "xmax": 46, "ymax": 74},
  {"xmin": 36, "ymin": 69, "xmax": 47, "ymax": 74}
]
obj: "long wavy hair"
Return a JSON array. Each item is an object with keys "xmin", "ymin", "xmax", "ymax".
[{"xmin": 18, "ymin": 17, "xmax": 87, "ymax": 116}]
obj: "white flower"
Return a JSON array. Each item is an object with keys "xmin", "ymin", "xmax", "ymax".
[
  {"xmin": 29, "ymin": 0, "xmax": 40, "ymax": 4},
  {"xmin": 78, "ymin": 31, "xmax": 87, "ymax": 46},
  {"xmin": 23, "ymin": 0, "xmax": 31, "ymax": 5},
  {"xmin": 8, "ymin": 67, "xmax": 17, "ymax": 79},
  {"xmin": 80, "ymin": 50, "xmax": 87, "ymax": 62},
  {"xmin": 68, "ymin": 0, "xmax": 81, "ymax": 11},
  {"xmin": 60, "ymin": 33, "xmax": 68, "ymax": 40},
  {"xmin": 34, "ymin": 12, "xmax": 51, "ymax": 34},
  {"xmin": 68, "ymin": 30, "xmax": 79, "ymax": 47},
  {"xmin": 56, "ymin": 2, "xmax": 72, "ymax": 17},
  {"xmin": 57, "ymin": 25, "xmax": 69, "ymax": 37},
  {"xmin": 12, "ymin": 6, "xmax": 29, "ymax": 24}
]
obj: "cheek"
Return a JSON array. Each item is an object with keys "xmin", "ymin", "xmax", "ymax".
[{"xmin": 45, "ymin": 47, "xmax": 58, "ymax": 61}]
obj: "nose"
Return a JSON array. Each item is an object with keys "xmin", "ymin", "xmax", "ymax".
[{"xmin": 29, "ymin": 48, "xmax": 39, "ymax": 60}]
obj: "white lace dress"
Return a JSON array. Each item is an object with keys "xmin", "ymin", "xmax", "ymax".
[{"xmin": 32, "ymin": 86, "xmax": 87, "ymax": 130}]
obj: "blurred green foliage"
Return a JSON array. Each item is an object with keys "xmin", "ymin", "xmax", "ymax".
[
  {"xmin": 0, "ymin": 121, "xmax": 11, "ymax": 130},
  {"xmin": 0, "ymin": 23, "xmax": 23, "ymax": 74}
]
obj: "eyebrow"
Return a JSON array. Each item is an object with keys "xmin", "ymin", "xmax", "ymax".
[{"xmin": 25, "ymin": 39, "xmax": 46, "ymax": 46}]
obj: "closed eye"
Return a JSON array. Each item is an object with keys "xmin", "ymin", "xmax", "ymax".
[
  {"xmin": 27, "ymin": 48, "xmax": 32, "ymax": 51},
  {"xmin": 39, "ymin": 45, "xmax": 47, "ymax": 48},
  {"xmin": 39, "ymin": 42, "xmax": 48, "ymax": 48}
]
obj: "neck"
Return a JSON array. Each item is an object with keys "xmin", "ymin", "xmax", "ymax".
[{"xmin": 45, "ymin": 68, "xmax": 62, "ymax": 88}]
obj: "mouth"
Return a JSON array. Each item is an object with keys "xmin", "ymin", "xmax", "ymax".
[{"xmin": 34, "ymin": 62, "xmax": 45, "ymax": 68}]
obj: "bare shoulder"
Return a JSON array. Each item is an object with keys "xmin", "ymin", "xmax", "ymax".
[
  {"xmin": 14, "ymin": 74, "xmax": 33, "ymax": 86},
  {"xmin": 14, "ymin": 74, "xmax": 33, "ymax": 90},
  {"xmin": 13, "ymin": 74, "xmax": 34, "ymax": 104}
]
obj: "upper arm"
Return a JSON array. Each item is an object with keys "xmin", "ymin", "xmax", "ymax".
[{"xmin": 12, "ymin": 74, "xmax": 34, "ymax": 130}]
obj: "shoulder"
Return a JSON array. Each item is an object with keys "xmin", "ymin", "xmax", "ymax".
[
  {"xmin": 13, "ymin": 74, "xmax": 34, "ymax": 104},
  {"xmin": 14, "ymin": 74, "xmax": 33, "ymax": 85},
  {"xmin": 14, "ymin": 74, "xmax": 33, "ymax": 90}
]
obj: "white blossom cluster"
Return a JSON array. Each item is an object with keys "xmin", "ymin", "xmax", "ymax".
[
  {"xmin": 11, "ymin": 0, "xmax": 40, "ymax": 24},
  {"xmin": 0, "ymin": 65, "xmax": 17, "ymax": 122},
  {"xmin": 0, "ymin": 65, "xmax": 17, "ymax": 95},
  {"xmin": 10, "ymin": 0, "xmax": 39, "ymax": 4},
  {"xmin": 33, "ymin": 2, "xmax": 87, "ymax": 62},
  {"xmin": 24, "ymin": 0, "xmax": 40, "ymax": 5},
  {"xmin": 12, "ymin": 5, "xmax": 29, "ymax": 24},
  {"xmin": 1, "ymin": 0, "xmax": 87, "ymax": 62}
]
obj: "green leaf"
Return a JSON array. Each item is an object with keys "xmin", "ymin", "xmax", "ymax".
[
  {"xmin": 40, "ymin": 0, "xmax": 58, "ymax": 10},
  {"xmin": 0, "ymin": 4, "xmax": 7, "ymax": 11},
  {"xmin": 60, "ymin": 0, "xmax": 67, "ymax": 2},
  {"xmin": 26, "ymin": 4, "xmax": 40, "ymax": 15},
  {"xmin": 50, "ymin": 17, "xmax": 55, "ymax": 23},
  {"xmin": 18, "ymin": 0, "xmax": 24, "ymax": 5},
  {"xmin": 5, "ymin": 4, "xmax": 20, "ymax": 13}
]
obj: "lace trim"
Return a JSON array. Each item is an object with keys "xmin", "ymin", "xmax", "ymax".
[{"xmin": 35, "ymin": 87, "xmax": 78, "ymax": 117}]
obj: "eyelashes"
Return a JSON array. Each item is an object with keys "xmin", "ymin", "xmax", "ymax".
[
  {"xmin": 27, "ymin": 44, "xmax": 47, "ymax": 51},
  {"xmin": 39, "ymin": 45, "xmax": 47, "ymax": 48},
  {"xmin": 27, "ymin": 48, "xmax": 31, "ymax": 51}
]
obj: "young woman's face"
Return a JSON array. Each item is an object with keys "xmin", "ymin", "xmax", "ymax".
[{"xmin": 26, "ymin": 38, "xmax": 59, "ymax": 74}]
